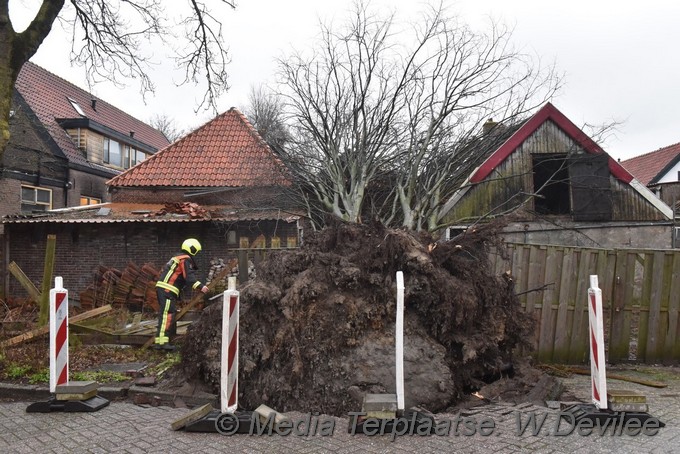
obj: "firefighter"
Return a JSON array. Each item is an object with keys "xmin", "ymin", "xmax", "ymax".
[{"xmin": 154, "ymin": 238, "xmax": 209, "ymax": 350}]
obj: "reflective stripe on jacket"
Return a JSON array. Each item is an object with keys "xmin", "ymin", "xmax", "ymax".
[{"xmin": 155, "ymin": 253, "xmax": 202, "ymax": 295}]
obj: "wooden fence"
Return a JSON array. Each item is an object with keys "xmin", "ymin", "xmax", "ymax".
[{"xmin": 493, "ymin": 244, "xmax": 680, "ymax": 364}]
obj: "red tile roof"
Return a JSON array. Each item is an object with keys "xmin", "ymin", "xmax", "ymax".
[
  {"xmin": 108, "ymin": 108, "xmax": 291, "ymax": 187},
  {"xmin": 620, "ymin": 142, "xmax": 680, "ymax": 185},
  {"xmin": 15, "ymin": 62, "xmax": 169, "ymax": 170}
]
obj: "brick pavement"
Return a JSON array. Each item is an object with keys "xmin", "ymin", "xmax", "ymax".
[{"xmin": 1, "ymin": 371, "xmax": 679, "ymax": 453}]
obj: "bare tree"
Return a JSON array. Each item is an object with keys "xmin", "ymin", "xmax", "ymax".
[
  {"xmin": 0, "ymin": 0, "xmax": 235, "ymax": 162},
  {"xmin": 243, "ymin": 85, "xmax": 290, "ymax": 151},
  {"xmin": 149, "ymin": 113, "xmax": 187, "ymax": 143},
  {"xmin": 277, "ymin": 1, "xmax": 561, "ymax": 230}
]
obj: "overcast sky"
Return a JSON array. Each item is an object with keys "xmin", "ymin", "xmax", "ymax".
[{"xmin": 10, "ymin": 0, "xmax": 680, "ymax": 160}]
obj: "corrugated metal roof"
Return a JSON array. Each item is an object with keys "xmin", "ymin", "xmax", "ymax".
[{"xmin": 2, "ymin": 203, "xmax": 302, "ymax": 225}]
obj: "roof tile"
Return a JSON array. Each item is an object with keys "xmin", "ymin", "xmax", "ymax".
[
  {"xmin": 108, "ymin": 108, "xmax": 291, "ymax": 187},
  {"xmin": 620, "ymin": 142, "xmax": 680, "ymax": 185},
  {"xmin": 15, "ymin": 62, "xmax": 169, "ymax": 169}
]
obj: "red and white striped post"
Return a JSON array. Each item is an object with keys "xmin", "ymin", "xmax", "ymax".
[
  {"xmin": 50, "ymin": 277, "xmax": 69, "ymax": 393},
  {"xmin": 588, "ymin": 275, "xmax": 607, "ymax": 409},
  {"xmin": 220, "ymin": 277, "xmax": 240, "ymax": 414},
  {"xmin": 395, "ymin": 271, "xmax": 405, "ymax": 413}
]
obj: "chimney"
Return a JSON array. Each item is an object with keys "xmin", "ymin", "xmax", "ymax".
[
  {"xmin": 91, "ymin": 99, "xmax": 97, "ymax": 110},
  {"xmin": 482, "ymin": 118, "xmax": 497, "ymax": 135}
]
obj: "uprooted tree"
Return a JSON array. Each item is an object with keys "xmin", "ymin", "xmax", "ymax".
[
  {"xmin": 275, "ymin": 2, "xmax": 561, "ymax": 232},
  {"xmin": 182, "ymin": 221, "xmax": 536, "ymax": 415},
  {"xmin": 0, "ymin": 0, "xmax": 235, "ymax": 162}
]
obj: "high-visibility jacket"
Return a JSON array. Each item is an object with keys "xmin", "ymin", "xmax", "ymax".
[{"xmin": 155, "ymin": 252, "xmax": 203, "ymax": 296}]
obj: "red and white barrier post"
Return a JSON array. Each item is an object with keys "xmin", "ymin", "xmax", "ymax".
[
  {"xmin": 220, "ymin": 277, "xmax": 240, "ymax": 414},
  {"xmin": 588, "ymin": 275, "xmax": 607, "ymax": 409},
  {"xmin": 395, "ymin": 271, "xmax": 405, "ymax": 413},
  {"xmin": 50, "ymin": 277, "xmax": 69, "ymax": 393}
]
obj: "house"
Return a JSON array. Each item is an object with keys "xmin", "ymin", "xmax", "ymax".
[
  {"xmin": 1, "ymin": 108, "xmax": 304, "ymax": 300},
  {"xmin": 0, "ymin": 61, "xmax": 169, "ymax": 222},
  {"xmin": 438, "ymin": 103, "xmax": 674, "ymax": 248},
  {"xmin": 621, "ymin": 142, "xmax": 680, "ymax": 210}
]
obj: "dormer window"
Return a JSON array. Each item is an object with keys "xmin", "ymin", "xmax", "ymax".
[{"xmin": 67, "ymin": 97, "xmax": 86, "ymax": 116}]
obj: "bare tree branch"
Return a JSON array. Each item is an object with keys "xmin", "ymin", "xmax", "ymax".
[{"xmin": 276, "ymin": 1, "xmax": 561, "ymax": 230}]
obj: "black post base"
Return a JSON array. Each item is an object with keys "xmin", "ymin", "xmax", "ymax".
[
  {"xmin": 26, "ymin": 395, "xmax": 110, "ymax": 413},
  {"xmin": 184, "ymin": 410, "xmax": 255, "ymax": 434},
  {"xmin": 349, "ymin": 410, "xmax": 436, "ymax": 434},
  {"xmin": 561, "ymin": 403, "xmax": 664, "ymax": 428}
]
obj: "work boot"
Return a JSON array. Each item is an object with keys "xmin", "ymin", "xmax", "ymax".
[{"xmin": 161, "ymin": 344, "xmax": 177, "ymax": 352}]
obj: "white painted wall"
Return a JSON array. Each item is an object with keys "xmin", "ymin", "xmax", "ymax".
[{"xmin": 656, "ymin": 161, "xmax": 680, "ymax": 183}]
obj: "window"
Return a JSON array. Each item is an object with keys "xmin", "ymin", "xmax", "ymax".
[
  {"xmin": 104, "ymin": 138, "xmax": 145, "ymax": 168},
  {"xmin": 124, "ymin": 145, "xmax": 132, "ymax": 169},
  {"xmin": 532, "ymin": 154, "xmax": 570, "ymax": 215},
  {"xmin": 67, "ymin": 98, "xmax": 86, "ymax": 116},
  {"xmin": 532, "ymin": 153, "xmax": 612, "ymax": 221},
  {"xmin": 104, "ymin": 138, "xmax": 122, "ymax": 167},
  {"xmin": 21, "ymin": 185, "xmax": 52, "ymax": 213},
  {"xmin": 80, "ymin": 196, "xmax": 101, "ymax": 206}
]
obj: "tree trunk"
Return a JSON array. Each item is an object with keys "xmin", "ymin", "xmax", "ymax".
[{"xmin": 0, "ymin": 0, "xmax": 65, "ymax": 163}]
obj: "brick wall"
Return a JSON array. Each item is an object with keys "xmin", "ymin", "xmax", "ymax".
[
  {"xmin": 3, "ymin": 219, "xmax": 300, "ymax": 301},
  {"xmin": 69, "ymin": 168, "xmax": 112, "ymax": 204}
]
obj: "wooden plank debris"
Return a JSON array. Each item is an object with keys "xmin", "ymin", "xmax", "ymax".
[
  {"xmin": 141, "ymin": 267, "xmax": 232, "ymax": 349},
  {"xmin": 38, "ymin": 234, "xmax": 57, "ymax": 326},
  {"xmin": 0, "ymin": 305, "xmax": 112, "ymax": 348},
  {"xmin": 171, "ymin": 403, "xmax": 213, "ymax": 431},
  {"xmin": 8, "ymin": 261, "xmax": 41, "ymax": 302}
]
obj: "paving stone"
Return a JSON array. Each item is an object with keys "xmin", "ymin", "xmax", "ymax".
[{"xmin": 1, "ymin": 371, "xmax": 679, "ymax": 453}]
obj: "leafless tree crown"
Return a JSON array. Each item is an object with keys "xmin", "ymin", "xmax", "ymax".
[{"xmin": 276, "ymin": 1, "xmax": 561, "ymax": 231}]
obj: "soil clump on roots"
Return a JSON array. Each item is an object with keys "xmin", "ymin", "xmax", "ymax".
[{"xmin": 181, "ymin": 220, "xmax": 539, "ymax": 415}]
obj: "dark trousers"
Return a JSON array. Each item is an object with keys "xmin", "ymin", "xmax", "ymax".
[{"xmin": 155, "ymin": 288, "xmax": 177, "ymax": 345}]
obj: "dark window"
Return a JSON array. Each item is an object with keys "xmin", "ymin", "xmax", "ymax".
[{"xmin": 532, "ymin": 154, "xmax": 570, "ymax": 215}]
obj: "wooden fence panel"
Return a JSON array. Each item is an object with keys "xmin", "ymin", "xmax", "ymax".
[
  {"xmin": 567, "ymin": 249, "xmax": 593, "ymax": 363},
  {"xmin": 666, "ymin": 254, "xmax": 680, "ymax": 359},
  {"xmin": 537, "ymin": 246, "xmax": 559, "ymax": 362},
  {"xmin": 644, "ymin": 251, "xmax": 665, "ymax": 362},
  {"xmin": 498, "ymin": 243, "xmax": 680, "ymax": 364},
  {"xmin": 552, "ymin": 249, "xmax": 575, "ymax": 363},
  {"xmin": 525, "ymin": 246, "xmax": 546, "ymax": 349}
]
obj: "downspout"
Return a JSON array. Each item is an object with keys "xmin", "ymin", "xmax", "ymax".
[{"xmin": 64, "ymin": 167, "xmax": 71, "ymax": 207}]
